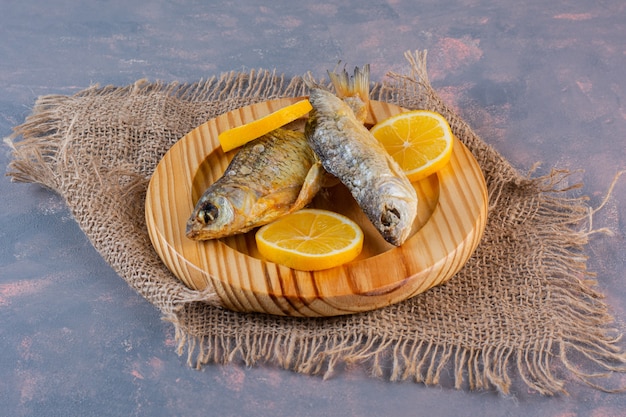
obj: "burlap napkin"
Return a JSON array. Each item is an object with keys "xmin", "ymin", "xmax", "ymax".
[{"xmin": 7, "ymin": 51, "xmax": 626, "ymax": 395}]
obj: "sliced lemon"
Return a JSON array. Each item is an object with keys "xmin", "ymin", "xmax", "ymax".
[
  {"xmin": 218, "ymin": 99, "xmax": 313, "ymax": 152},
  {"xmin": 255, "ymin": 209, "xmax": 364, "ymax": 271},
  {"xmin": 370, "ymin": 110, "xmax": 454, "ymax": 182}
]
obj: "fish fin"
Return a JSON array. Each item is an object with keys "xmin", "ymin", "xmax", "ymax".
[
  {"xmin": 251, "ymin": 166, "xmax": 321, "ymax": 223},
  {"xmin": 249, "ymin": 190, "xmax": 297, "ymax": 226},
  {"xmin": 327, "ymin": 64, "xmax": 371, "ymax": 123},
  {"xmin": 327, "ymin": 64, "xmax": 370, "ymax": 103},
  {"xmin": 291, "ymin": 162, "xmax": 325, "ymax": 211}
]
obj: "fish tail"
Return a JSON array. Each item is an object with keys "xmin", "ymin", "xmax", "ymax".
[{"xmin": 328, "ymin": 64, "xmax": 370, "ymax": 103}]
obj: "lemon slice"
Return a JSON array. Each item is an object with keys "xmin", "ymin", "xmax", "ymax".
[
  {"xmin": 218, "ymin": 99, "xmax": 313, "ymax": 152},
  {"xmin": 370, "ymin": 110, "xmax": 454, "ymax": 182},
  {"xmin": 255, "ymin": 209, "xmax": 364, "ymax": 271}
]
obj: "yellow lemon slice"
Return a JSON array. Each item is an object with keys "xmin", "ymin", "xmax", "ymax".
[
  {"xmin": 370, "ymin": 110, "xmax": 454, "ymax": 182},
  {"xmin": 255, "ymin": 209, "xmax": 364, "ymax": 271},
  {"xmin": 218, "ymin": 99, "xmax": 313, "ymax": 152}
]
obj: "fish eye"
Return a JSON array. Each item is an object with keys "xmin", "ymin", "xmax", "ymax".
[{"xmin": 198, "ymin": 203, "xmax": 219, "ymax": 224}]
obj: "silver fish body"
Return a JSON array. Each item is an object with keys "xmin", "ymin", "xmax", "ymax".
[
  {"xmin": 186, "ymin": 128, "xmax": 324, "ymax": 240},
  {"xmin": 305, "ymin": 68, "xmax": 417, "ymax": 246}
]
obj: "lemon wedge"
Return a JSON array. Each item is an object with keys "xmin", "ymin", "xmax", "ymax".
[{"xmin": 218, "ymin": 99, "xmax": 312, "ymax": 152}]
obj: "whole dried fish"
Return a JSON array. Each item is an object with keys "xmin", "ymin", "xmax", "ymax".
[
  {"xmin": 305, "ymin": 65, "xmax": 418, "ymax": 246},
  {"xmin": 186, "ymin": 128, "xmax": 324, "ymax": 240}
]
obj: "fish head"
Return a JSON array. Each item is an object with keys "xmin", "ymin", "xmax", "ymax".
[
  {"xmin": 186, "ymin": 193, "xmax": 240, "ymax": 240},
  {"xmin": 375, "ymin": 178, "xmax": 418, "ymax": 246}
]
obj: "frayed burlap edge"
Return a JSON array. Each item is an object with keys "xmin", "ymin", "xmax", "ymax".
[{"xmin": 7, "ymin": 50, "xmax": 626, "ymax": 396}]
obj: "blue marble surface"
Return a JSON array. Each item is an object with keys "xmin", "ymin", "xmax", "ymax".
[{"xmin": 1, "ymin": 1, "xmax": 625, "ymax": 415}]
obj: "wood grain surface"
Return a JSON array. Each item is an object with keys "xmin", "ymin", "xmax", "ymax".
[{"xmin": 145, "ymin": 98, "xmax": 488, "ymax": 317}]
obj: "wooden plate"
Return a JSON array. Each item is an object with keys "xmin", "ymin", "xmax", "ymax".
[{"xmin": 145, "ymin": 98, "xmax": 488, "ymax": 317}]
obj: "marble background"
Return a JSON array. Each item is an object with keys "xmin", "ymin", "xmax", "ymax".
[{"xmin": 1, "ymin": 1, "xmax": 625, "ymax": 415}]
